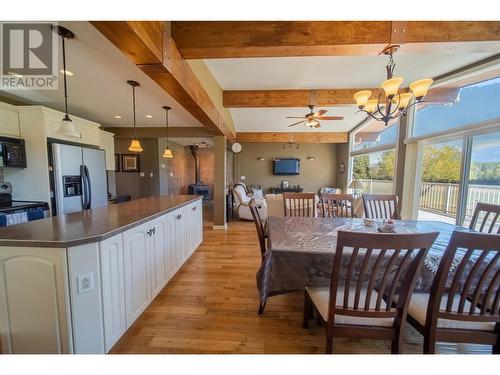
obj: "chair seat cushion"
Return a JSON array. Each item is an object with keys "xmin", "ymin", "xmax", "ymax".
[
  {"xmin": 408, "ymin": 293, "xmax": 496, "ymax": 331},
  {"xmin": 306, "ymin": 287, "xmax": 394, "ymax": 327}
]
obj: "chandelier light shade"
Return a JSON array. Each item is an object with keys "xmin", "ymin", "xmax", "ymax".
[
  {"xmin": 380, "ymin": 77, "xmax": 404, "ymax": 98},
  {"xmin": 409, "ymin": 78, "xmax": 434, "ymax": 100},
  {"xmin": 353, "ymin": 90, "xmax": 372, "ymax": 108},
  {"xmin": 162, "ymin": 105, "xmax": 173, "ymax": 158},
  {"xmin": 55, "ymin": 26, "xmax": 80, "ymax": 139},
  {"xmin": 353, "ymin": 44, "xmax": 433, "ymax": 126},
  {"xmin": 127, "ymin": 80, "xmax": 143, "ymax": 153}
]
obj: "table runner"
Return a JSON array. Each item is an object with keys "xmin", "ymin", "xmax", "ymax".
[{"xmin": 256, "ymin": 217, "xmax": 468, "ymax": 305}]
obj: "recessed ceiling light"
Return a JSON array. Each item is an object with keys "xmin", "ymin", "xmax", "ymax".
[
  {"xmin": 145, "ymin": 114, "xmax": 153, "ymax": 118},
  {"xmin": 114, "ymin": 115, "xmax": 122, "ymax": 119},
  {"xmin": 60, "ymin": 69, "xmax": 74, "ymax": 76},
  {"xmin": 7, "ymin": 72, "xmax": 23, "ymax": 78}
]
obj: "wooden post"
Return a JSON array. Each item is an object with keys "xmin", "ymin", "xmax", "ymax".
[{"xmin": 213, "ymin": 136, "xmax": 227, "ymax": 229}]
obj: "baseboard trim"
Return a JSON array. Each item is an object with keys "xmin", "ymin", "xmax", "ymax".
[{"xmin": 212, "ymin": 224, "xmax": 228, "ymax": 230}]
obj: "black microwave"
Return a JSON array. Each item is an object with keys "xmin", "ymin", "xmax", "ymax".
[{"xmin": 0, "ymin": 137, "xmax": 27, "ymax": 168}]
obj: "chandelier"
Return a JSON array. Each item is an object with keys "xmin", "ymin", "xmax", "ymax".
[{"xmin": 353, "ymin": 45, "xmax": 433, "ymax": 126}]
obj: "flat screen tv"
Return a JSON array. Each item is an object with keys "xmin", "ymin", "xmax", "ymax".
[{"xmin": 273, "ymin": 158, "xmax": 300, "ymax": 175}]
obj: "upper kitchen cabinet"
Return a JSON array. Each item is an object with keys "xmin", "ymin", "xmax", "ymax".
[
  {"xmin": 0, "ymin": 102, "xmax": 21, "ymax": 138},
  {"xmin": 16, "ymin": 106, "xmax": 101, "ymax": 147},
  {"xmin": 99, "ymin": 130, "xmax": 115, "ymax": 171}
]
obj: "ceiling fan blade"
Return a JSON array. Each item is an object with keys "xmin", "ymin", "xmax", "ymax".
[
  {"xmin": 313, "ymin": 109, "xmax": 328, "ymax": 118},
  {"xmin": 285, "ymin": 116, "xmax": 307, "ymax": 119},
  {"xmin": 318, "ymin": 116, "xmax": 344, "ymax": 120},
  {"xmin": 288, "ymin": 120, "xmax": 306, "ymax": 127}
]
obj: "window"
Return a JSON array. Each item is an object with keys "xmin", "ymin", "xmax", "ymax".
[
  {"xmin": 352, "ymin": 149, "xmax": 395, "ymax": 194},
  {"xmin": 352, "ymin": 118, "xmax": 398, "ymax": 151},
  {"xmin": 414, "ymin": 77, "xmax": 500, "ymax": 137}
]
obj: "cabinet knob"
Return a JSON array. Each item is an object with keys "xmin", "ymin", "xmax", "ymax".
[
  {"xmin": 192, "ymin": 206, "xmax": 197, "ymax": 211},
  {"xmin": 176, "ymin": 214, "xmax": 182, "ymax": 220},
  {"xmin": 152, "ymin": 227, "xmax": 156, "ymax": 234}
]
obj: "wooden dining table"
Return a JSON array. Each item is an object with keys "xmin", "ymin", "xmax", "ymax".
[{"xmin": 256, "ymin": 216, "xmax": 469, "ymax": 308}]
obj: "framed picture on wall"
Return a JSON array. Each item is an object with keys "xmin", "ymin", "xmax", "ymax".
[
  {"xmin": 114, "ymin": 154, "xmax": 120, "ymax": 172},
  {"xmin": 338, "ymin": 161, "xmax": 345, "ymax": 175},
  {"xmin": 122, "ymin": 154, "xmax": 140, "ymax": 172}
]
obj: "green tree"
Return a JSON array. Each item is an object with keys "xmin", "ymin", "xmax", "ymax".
[
  {"xmin": 374, "ymin": 150, "xmax": 395, "ymax": 180},
  {"xmin": 422, "ymin": 145, "xmax": 461, "ymax": 183},
  {"xmin": 352, "ymin": 155, "xmax": 369, "ymax": 179}
]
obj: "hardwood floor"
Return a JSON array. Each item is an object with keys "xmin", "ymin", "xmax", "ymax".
[{"xmin": 111, "ymin": 219, "xmax": 491, "ymax": 354}]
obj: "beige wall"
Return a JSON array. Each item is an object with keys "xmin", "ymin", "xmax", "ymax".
[
  {"xmin": 335, "ymin": 142, "xmax": 350, "ymax": 193},
  {"xmin": 233, "ymin": 143, "xmax": 340, "ymax": 194}
]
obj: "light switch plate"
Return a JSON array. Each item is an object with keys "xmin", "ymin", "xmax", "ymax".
[
  {"xmin": 140, "ymin": 172, "xmax": 145, "ymax": 177},
  {"xmin": 149, "ymin": 172, "xmax": 154, "ymax": 177},
  {"xmin": 241, "ymin": 176, "xmax": 246, "ymax": 180},
  {"xmin": 161, "ymin": 164, "xmax": 166, "ymax": 169},
  {"xmin": 77, "ymin": 273, "xmax": 94, "ymax": 294}
]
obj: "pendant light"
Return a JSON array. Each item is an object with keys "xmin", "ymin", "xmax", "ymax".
[
  {"xmin": 162, "ymin": 105, "xmax": 173, "ymax": 158},
  {"xmin": 55, "ymin": 26, "xmax": 80, "ymax": 139},
  {"xmin": 127, "ymin": 80, "xmax": 143, "ymax": 152}
]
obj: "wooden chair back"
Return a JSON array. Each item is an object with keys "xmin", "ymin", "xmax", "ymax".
[
  {"xmin": 283, "ymin": 192, "xmax": 316, "ymax": 217},
  {"xmin": 362, "ymin": 194, "xmax": 401, "ymax": 220},
  {"xmin": 469, "ymin": 202, "xmax": 500, "ymax": 234},
  {"xmin": 427, "ymin": 230, "xmax": 500, "ymax": 326},
  {"xmin": 320, "ymin": 193, "xmax": 354, "ymax": 218},
  {"xmin": 249, "ymin": 198, "xmax": 266, "ymax": 262},
  {"xmin": 328, "ymin": 230, "xmax": 438, "ymax": 323}
]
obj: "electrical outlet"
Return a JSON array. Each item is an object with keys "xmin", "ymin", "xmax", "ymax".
[
  {"xmin": 161, "ymin": 164, "xmax": 166, "ymax": 169},
  {"xmin": 149, "ymin": 172, "xmax": 154, "ymax": 177},
  {"xmin": 77, "ymin": 273, "xmax": 94, "ymax": 294},
  {"xmin": 170, "ymin": 172, "xmax": 173, "ymax": 177},
  {"xmin": 241, "ymin": 176, "xmax": 246, "ymax": 180}
]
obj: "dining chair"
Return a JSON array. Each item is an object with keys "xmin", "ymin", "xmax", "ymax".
[
  {"xmin": 362, "ymin": 194, "xmax": 401, "ymax": 220},
  {"xmin": 406, "ymin": 230, "xmax": 500, "ymax": 354},
  {"xmin": 469, "ymin": 202, "xmax": 500, "ymax": 234},
  {"xmin": 320, "ymin": 193, "xmax": 355, "ymax": 218},
  {"xmin": 249, "ymin": 198, "xmax": 267, "ymax": 263},
  {"xmin": 303, "ymin": 230, "xmax": 438, "ymax": 354},
  {"xmin": 283, "ymin": 192, "xmax": 316, "ymax": 217}
]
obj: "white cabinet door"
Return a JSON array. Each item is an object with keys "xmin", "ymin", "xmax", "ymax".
[
  {"xmin": 149, "ymin": 216, "xmax": 168, "ymax": 298},
  {"xmin": 187, "ymin": 200, "xmax": 203, "ymax": 256},
  {"xmin": 123, "ymin": 223, "xmax": 151, "ymax": 327},
  {"xmin": 100, "ymin": 234, "xmax": 126, "ymax": 352},
  {"xmin": 166, "ymin": 208, "xmax": 187, "ymax": 278},
  {"xmin": 0, "ymin": 247, "xmax": 71, "ymax": 354},
  {"xmin": 0, "ymin": 104, "xmax": 20, "ymax": 138},
  {"xmin": 99, "ymin": 130, "xmax": 115, "ymax": 171}
]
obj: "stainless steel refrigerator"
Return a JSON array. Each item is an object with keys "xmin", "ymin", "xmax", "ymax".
[{"xmin": 51, "ymin": 143, "xmax": 108, "ymax": 215}]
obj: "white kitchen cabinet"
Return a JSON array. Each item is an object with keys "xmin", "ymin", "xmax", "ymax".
[
  {"xmin": 186, "ymin": 199, "xmax": 203, "ymax": 256},
  {"xmin": 0, "ymin": 103, "xmax": 20, "ymax": 138},
  {"xmin": 100, "ymin": 234, "xmax": 126, "ymax": 352},
  {"xmin": 149, "ymin": 215, "xmax": 168, "ymax": 298},
  {"xmin": 99, "ymin": 130, "xmax": 115, "ymax": 171},
  {"xmin": 0, "ymin": 247, "xmax": 71, "ymax": 354},
  {"xmin": 43, "ymin": 109, "xmax": 101, "ymax": 147},
  {"xmin": 166, "ymin": 207, "xmax": 188, "ymax": 278},
  {"xmin": 123, "ymin": 222, "xmax": 151, "ymax": 327}
]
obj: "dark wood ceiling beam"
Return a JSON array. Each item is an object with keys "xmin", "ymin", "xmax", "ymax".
[
  {"xmin": 171, "ymin": 21, "xmax": 500, "ymax": 59},
  {"xmin": 104, "ymin": 127, "xmax": 213, "ymax": 139},
  {"xmin": 236, "ymin": 132, "xmax": 348, "ymax": 143},
  {"xmin": 223, "ymin": 87, "xmax": 460, "ymax": 108},
  {"xmin": 91, "ymin": 21, "xmax": 236, "ymax": 142}
]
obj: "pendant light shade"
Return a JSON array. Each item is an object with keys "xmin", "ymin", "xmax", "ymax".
[
  {"xmin": 392, "ymin": 92, "xmax": 414, "ymax": 110},
  {"xmin": 409, "ymin": 78, "xmax": 434, "ymax": 100},
  {"xmin": 162, "ymin": 105, "xmax": 173, "ymax": 159},
  {"xmin": 127, "ymin": 80, "xmax": 143, "ymax": 153},
  {"xmin": 364, "ymin": 99, "xmax": 379, "ymax": 114},
  {"xmin": 55, "ymin": 26, "xmax": 80, "ymax": 139},
  {"xmin": 353, "ymin": 90, "xmax": 372, "ymax": 109},
  {"xmin": 380, "ymin": 77, "xmax": 404, "ymax": 98}
]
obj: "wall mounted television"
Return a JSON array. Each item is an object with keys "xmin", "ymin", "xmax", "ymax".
[{"xmin": 273, "ymin": 158, "xmax": 300, "ymax": 175}]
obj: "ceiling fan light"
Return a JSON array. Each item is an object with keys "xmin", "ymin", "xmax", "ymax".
[
  {"xmin": 163, "ymin": 147, "xmax": 173, "ymax": 158},
  {"xmin": 392, "ymin": 92, "xmax": 414, "ymax": 110},
  {"xmin": 364, "ymin": 99, "xmax": 379, "ymax": 114},
  {"xmin": 410, "ymin": 78, "xmax": 434, "ymax": 100},
  {"xmin": 57, "ymin": 116, "xmax": 81, "ymax": 138},
  {"xmin": 305, "ymin": 119, "xmax": 319, "ymax": 128},
  {"xmin": 129, "ymin": 139, "xmax": 143, "ymax": 152},
  {"xmin": 381, "ymin": 77, "xmax": 404, "ymax": 98},
  {"xmin": 353, "ymin": 90, "xmax": 372, "ymax": 108}
]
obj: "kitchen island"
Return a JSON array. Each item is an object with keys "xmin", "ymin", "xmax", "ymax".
[{"xmin": 0, "ymin": 195, "xmax": 203, "ymax": 354}]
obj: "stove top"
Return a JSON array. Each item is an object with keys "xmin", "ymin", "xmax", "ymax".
[{"xmin": 0, "ymin": 200, "xmax": 49, "ymax": 212}]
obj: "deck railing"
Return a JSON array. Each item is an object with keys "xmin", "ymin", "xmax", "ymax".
[{"xmin": 357, "ymin": 179, "xmax": 500, "ymax": 220}]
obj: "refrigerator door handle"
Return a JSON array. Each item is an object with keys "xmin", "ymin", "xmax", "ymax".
[
  {"xmin": 80, "ymin": 164, "xmax": 87, "ymax": 209},
  {"xmin": 84, "ymin": 165, "xmax": 92, "ymax": 209}
]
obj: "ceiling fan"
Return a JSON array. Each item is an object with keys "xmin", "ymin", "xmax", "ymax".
[{"xmin": 286, "ymin": 105, "xmax": 344, "ymax": 128}]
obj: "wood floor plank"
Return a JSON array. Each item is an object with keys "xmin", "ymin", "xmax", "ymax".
[{"xmin": 111, "ymin": 218, "xmax": 492, "ymax": 354}]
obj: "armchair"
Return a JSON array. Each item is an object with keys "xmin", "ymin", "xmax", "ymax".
[{"xmin": 233, "ymin": 184, "xmax": 267, "ymax": 221}]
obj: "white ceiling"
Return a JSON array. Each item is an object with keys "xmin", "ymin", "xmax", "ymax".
[
  {"xmin": 0, "ymin": 21, "xmax": 202, "ymax": 128},
  {"xmin": 205, "ymin": 53, "xmax": 495, "ymax": 133},
  {"xmin": 230, "ymin": 107, "xmax": 366, "ymax": 133}
]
